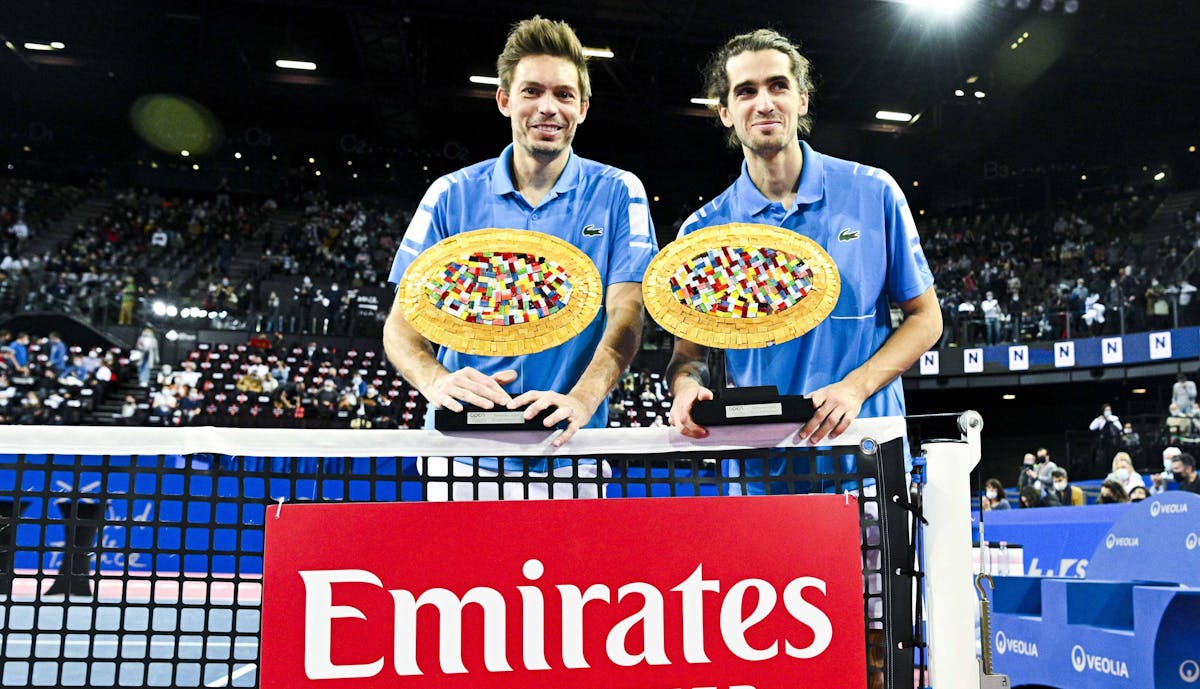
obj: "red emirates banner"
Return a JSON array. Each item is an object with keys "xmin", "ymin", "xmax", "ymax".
[{"xmin": 261, "ymin": 495, "xmax": 866, "ymax": 689}]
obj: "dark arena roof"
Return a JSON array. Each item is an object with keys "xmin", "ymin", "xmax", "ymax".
[{"xmin": 2, "ymin": 0, "xmax": 1198, "ymax": 209}]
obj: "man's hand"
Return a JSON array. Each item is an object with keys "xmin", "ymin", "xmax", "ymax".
[
  {"xmin": 508, "ymin": 390, "xmax": 593, "ymax": 447},
  {"xmin": 797, "ymin": 378, "xmax": 867, "ymax": 445},
  {"xmin": 668, "ymin": 380, "xmax": 714, "ymax": 439},
  {"xmin": 426, "ymin": 368, "xmax": 516, "ymax": 412}
]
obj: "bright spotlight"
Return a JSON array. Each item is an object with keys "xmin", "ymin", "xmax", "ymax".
[
  {"xmin": 875, "ymin": 110, "xmax": 914, "ymax": 123},
  {"xmin": 166, "ymin": 330, "xmax": 179, "ymax": 342},
  {"xmin": 165, "ymin": 305, "xmax": 178, "ymax": 317},
  {"xmin": 208, "ymin": 311, "xmax": 218, "ymax": 319},
  {"xmin": 152, "ymin": 301, "xmax": 167, "ymax": 316},
  {"xmin": 1154, "ymin": 171, "xmax": 1166, "ymax": 181}
]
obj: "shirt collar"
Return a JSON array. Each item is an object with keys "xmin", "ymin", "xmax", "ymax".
[
  {"xmin": 733, "ymin": 140, "xmax": 826, "ymax": 216},
  {"xmin": 490, "ymin": 143, "xmax": 581, "ymax": 200}
]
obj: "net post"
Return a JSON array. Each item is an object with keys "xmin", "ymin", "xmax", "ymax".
[{"xmin": 921, "ymin": 410, "xmax": 983, "ymax": 689}]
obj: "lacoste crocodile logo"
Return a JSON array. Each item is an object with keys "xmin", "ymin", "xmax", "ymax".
[
  {"xmin": 583, "ymin": 224, "xmax": 604, "ymax": 237},
  {"xmin": 838, "ymin": 228, "xmax": 860, "ymax": 242}
]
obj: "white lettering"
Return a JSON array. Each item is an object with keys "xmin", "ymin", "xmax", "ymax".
[
  {"xmin": 517, "ymin": 559, "xmax": 550, "ymax": 671},
  {"xmin": 299, "ymin": 569, "xmax": 385, "ymax": 680},
  {"xmin": 391, "ymin": 586, "xmax": 512, "ymax": 675},
  {"xmin": 782, "ymin": 577, "xmax": 833, "ymax": 659},
  {"xmin": 720, "ymin": 579, "xmax": 778, "ymax": 661},
  {"xmin": 558, "ymin": 583, "xmax": 611, "ymax": 668},
  {"xmin": 672, "ymin": 565, "xmax": 720, "ymax": 663},
  {"xmin": 606, "ymin": 582, "xmax": 670, "ymax": 666}
]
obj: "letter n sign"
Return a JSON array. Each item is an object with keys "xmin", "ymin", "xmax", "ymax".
[
  {"xmin": 1008, "ymin": 346, "xmax": 1029, "ymax": 371},
  {"xmin": 920, "ymin": 351, "xmax": 939, "ymax": 375},
  {"xmin": 963, "ymin": 348, "xmax": 983, "ymax": 374},
  {"xmin": 1150, "ymin": 332, "xmax": 1172, "ymax": 360},
  {"xmin": 1054, "ymin": 342, "xmax": 1075, "ymax": 368},
  {"xmin": 1101, "ymin": 337, "xmax": 1123, "ymax": 365}
]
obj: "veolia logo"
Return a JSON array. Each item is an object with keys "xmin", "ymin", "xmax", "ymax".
[
  {"xmin": 1071, "ymin": 643, "xmax": 1130, "ymax": 678},
  {"xmin": 1071, "ymin": 645, "xmax": 1087, "ymax": 672},
  {"xmin": 1151, "ymin": 501, "xmax": 1188, "ymax": 518},
  {"xmin": 1105, "ymin": 533, "xmax": 1139, "ymax": 549},
  {"xmin": 1181, "ymin": 659, "xmax": 1200, "ymax": 684},
  {"xmin": 1187, "ymin": 533, "xmax": 1199, "ymax": 551},
  {"xmin": 994, "ymin": 630, "xmax": 1037, "ymax": 657}
]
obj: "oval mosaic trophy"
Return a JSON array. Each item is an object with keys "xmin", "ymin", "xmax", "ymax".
[
  {"xmin": 643, "ymin": 222, "xmax": 841, "ymax": 426},
  {"xmin": 398, "ymin": 228, "xmax": 603, "ymax": 431}
]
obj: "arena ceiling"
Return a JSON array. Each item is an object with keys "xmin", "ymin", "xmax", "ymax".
[{"xmin": 2, "ymin": 0, "xmax": 1198, "ymax": 197}]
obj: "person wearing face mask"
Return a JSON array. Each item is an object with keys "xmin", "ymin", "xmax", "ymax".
[
  {"xmin": 1128, "ymin": 486, "xmax": 1150, "ymax": 502},
  {"xmin": 1105, "ymin": 451, "xmax": 1145, "ymax": 495},
  {"xmin": 981, "ymin": 478, "xmax": 1011, "ymax": 511},
  {"xmin": 1171, "ymin": 452, "xmax": 1200, "ymax": 495},
  {"xmin": 1097, "ymin": 479, "xmax": 1129, "ymax": 504},
  {"xmin": 1049, "ymin": 468, "xmax": 1084, "ymax": 506},
  {"xmin": 1089, "ymin": 404, "xmax": 1122, "ymax": 474},
  {"xmin": 1152, "ymin": 446, "xmax": 1183, "ymax": 494}
]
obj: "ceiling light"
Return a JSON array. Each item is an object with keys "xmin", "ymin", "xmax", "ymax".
[
  {"xmin": 50, "ymin": 42, "xmax": 65, "ymax": 49},
  {"xmin": 1188, "ymin": 145, "xmax": 1195, "ymax": 153},
  {"xmin": 1002, "ymin": 394, "xmax": 1016, "ymax": 400},
  {"xmin": 23, "ymin": 42, "xmax": 54, "ymax": 51},
  {"xmin": 192, "ymin": 164, "xmax": 199, "ymax": 170},
  {"xmin": 1081, "ymin": 174, "xmax": 1087, "ymax": 180},
  {"xmin": 1154, "ymin": 171, "xmax": 1166, "ymax": 181},
  {"xmin": 234, "ymin": 152, "xmax": 242, "ymax": 159},
  {"xmin": 875, "ymin": 110, "xmax": 914, "ymax": 122},
  {"xmin": 974, "ymin": 91, "xmax": 987, "ymax": 98},
  {"xmin": 1011, "ymin": 43, "xmax": 1019, "ymax": 49},
  {"xmin": 582, "ymin": 47, "xmax": 614, "ymax": 59},
  {"xmin": 276, "ymin": 59, "xmax": 317, "ymax": 71},
  {"xmin": 913, "ymin": 181, "xmax": 920, "ymax": 187},
  {"xmin": 954, "ymin": 89, "xmax": 965, "ymax": 97},
  {"xmin": 690, "ymin": 97, "xmax": 719, "ymax": 106},
  {"xmin": 1063, "ymin": 0, "xmax": 1079, "ymax": 12},
  {"xmin": 180, "ymin": 149, "xmax": 190, "ymax": 157},
  {"xmin": 965, "ymin": 75, "xmax": 980, "ymax": 84},
  {"xmin": 1132, "ymin": 388, "xmax": 1147, "ymax": 394},
  {"xmin": 1040, "ymin": 0, "xmax": 1056, "ymax": 10},
  {"xmin": 469, "ymin": 75, "xmax": 501, "ymax": 85}
]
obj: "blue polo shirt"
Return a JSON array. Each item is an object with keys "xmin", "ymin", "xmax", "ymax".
[
  {"xmin": 680, "ymin": 140, "xmax": 934, "ymax": 421},
  {"xmin": 389, "ymin": 144, "xmax": 658, "ymax": 433}
]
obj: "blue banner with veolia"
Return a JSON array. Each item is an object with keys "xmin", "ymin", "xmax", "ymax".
[{"xmin": 987, "ymin": 492, "xmax": 1200, "ymax": 688}]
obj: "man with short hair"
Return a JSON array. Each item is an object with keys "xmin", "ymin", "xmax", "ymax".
[
  {"xmin": 383, "ymin": 16, "xmax": 657, "ymax": 498},
  {"xmin": 1049, "ymin": 467, "xmax": 1084, "ymax": 506},
  {"xmin": 667, "ymin": 28, "xmax": 941, "ymax": 452},
  {"xmin": 1172, "ymin": 452, "xmax": 1200, "ymax": 495}
]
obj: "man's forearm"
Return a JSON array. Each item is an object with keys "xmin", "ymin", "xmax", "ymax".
[
  {"xmin": 666, "ymin": 339, "xmax": 710, "ymax": 393},
  {"xmin": 382, "ymin": 302, "xmax": 446, "ymax": 395},
  {"xmin": 842, "ymin": 287, "xmax": 942, "ymax": 400}
]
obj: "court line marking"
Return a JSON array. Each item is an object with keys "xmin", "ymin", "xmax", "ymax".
[{"xmin": 206, "ymin": 662, "xmax": 257, "ymax": 687}]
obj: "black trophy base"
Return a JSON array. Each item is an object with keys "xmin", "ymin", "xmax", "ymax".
[
  {"xmin": 434, "ymin": 404, "xmax": 564, "ymax": 432},
  {"xmin": 691, "ymin": 386, "xmax": 815, "ymax": 426}
]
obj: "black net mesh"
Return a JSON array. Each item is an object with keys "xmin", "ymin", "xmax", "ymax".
[{"xmin": 0, "ymin": 436, "xmax": 921, "ymax": 688}]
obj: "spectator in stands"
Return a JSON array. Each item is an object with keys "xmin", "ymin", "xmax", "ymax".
[
  {"xmin": 60, "ymin": 356, "xmax": 88, "ymax": 387},
  {"xmin": 118, "ymin": 277, "xmax": 137, "ymax": 325},
  {"xmin": 1098, "ymin": 479, "xmax": 1129, "ymax": 504},
  {"xmin": 1019, "ymin": 485, "xmax": 1050, "ymax": 508},
  {"xmin": 1165, "ymin": 402, "xmax": 1200, "ymax": 438},
  {"xmin": 1128, "ymin": 485, "xmax": 1150, "ymax": 502},
  {"xmin": 314, "ymin": 379, "xmax": 338, "ymax": 418},
  {"xmin": 118, "ymin": 395, "xmax": 139, "ymax": 425},
  {"xmin": 1089, "ymin": 404, "xmax": 1122, "ymax": 470},
  {"xmin": 1172, "ymin": 373, "xmax": 1197, "ymax": 414},
  {"xmin": 9, "ymin": 332, "xmax": 30, "ymax": 374},
  {"xmin": 1118, "ymin": 421, "xmax": 1141, "ymax": 458},
  {"xmin": 1105, "ymin": 451, "xmax": 1145, "ymax": 495},
  {"xmin": 1152, "ymin": 446, "xmax": 1183, "ymax": 493},
  {"xmin": 45, "ymin": 332, "xmax": 67, "ymax": 372},
  {"xmin": 1171, "ymin": 452, "xmax": 1200, "ymax": 495},
  {"xmin": 1018, "ymin": 450, "xmax": 1057, "ymax": 495},
  {"xmin": 135, "ymin": 327, "xmax": 159, "ymax": 387},
  {"xmin": 981, "ymin": 291, "xmax": 1001, "ymax": 345},
  {"xmin": 982, "ymin": 478, "xmax": 1010, "ymax": 511},
  {"xmin": 1049, "ymin": 467, "xmax": 1085, "ymax": 506},
  {"xmin": 151, "ymin": 385, "xmax": 177, "ymax": 422}
]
